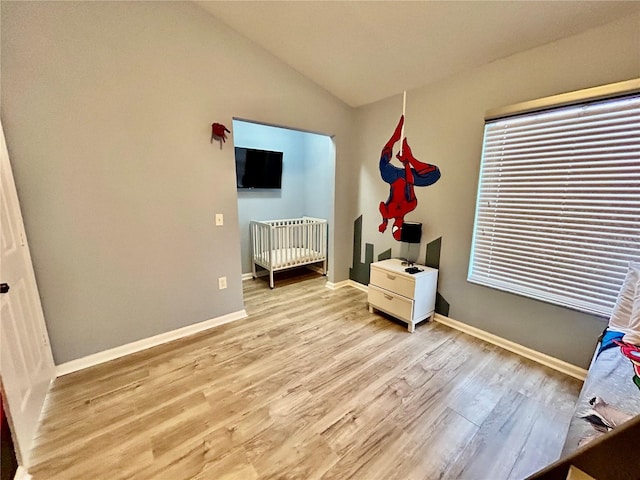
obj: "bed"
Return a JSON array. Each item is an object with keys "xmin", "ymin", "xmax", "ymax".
[
  {"xmin": 561, "ymin": 261, "xmax": 640, "ymax": 456},
  {"xmin": 561, "ymin": 330, "xmax": 640, "ymax": 456},
  {"xmin": 250, "ymin": 217, "xmax": 328, "ymax": 289}
]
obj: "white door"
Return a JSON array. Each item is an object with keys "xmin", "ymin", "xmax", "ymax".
[{"xmin": 0, "ymin": 120, "xmax": 56, "ymax": 467}]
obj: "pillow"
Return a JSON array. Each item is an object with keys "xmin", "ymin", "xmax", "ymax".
[
  {"xmin": 609, "ymin": 261, "xmax": 640, "ymax": 335},
  {"xmin": 622, "ymin": 274, "xmax": 640, "ymax": 346}
]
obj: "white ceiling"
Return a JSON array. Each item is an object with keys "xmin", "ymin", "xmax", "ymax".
[{"xmin": 197, "ymin": 1, "xmax": 640, "ymax": 108}]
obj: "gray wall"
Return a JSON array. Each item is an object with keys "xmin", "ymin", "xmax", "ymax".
[
  {"xmin": 1, "ymin": 1, "xmax": 354, "ymax": 364},
  {"xmin": 351, "ymin": 14, "xmax": 640, "ymax": 368},
  {"xmin": 233, "ymin": 120, "xmax": 334, "ymax": 274}
]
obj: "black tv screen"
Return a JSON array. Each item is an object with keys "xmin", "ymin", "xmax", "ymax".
[{"xmin": 235, "ymin": 147, "xmax": 283, "ymax": 189}]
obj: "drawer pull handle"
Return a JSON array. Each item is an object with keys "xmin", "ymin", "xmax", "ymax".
[
  {"xmin": 386, "ymin": 274, "xmax": 396, "ymax": 280},
  {"xmin": 384, "ymin": 294, "xmax": 393, "ymax": 300}
]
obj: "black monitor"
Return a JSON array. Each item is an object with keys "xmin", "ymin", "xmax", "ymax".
[
  {"xmin": 235, "ymin": 147, "xmax": 283, "ymax": 189},
  {"xmin": 401, "ymin": 222, "xmax": 422, "ymax": 244}
]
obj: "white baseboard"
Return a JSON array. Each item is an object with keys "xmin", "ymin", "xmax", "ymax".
[
  {"xmin": 348, "ymin": 280, "xmax": 368, "ymax": 292},
  {"xmin": 242, "ymin": 271, "xmax": 269, "ymax": 280},
  {"xmin": 55, "ymin": 310, "xmax": 247, "ymax": 377},
  {"xmin": 434, "ymin": 313, "xmax": 587, "ymax": 381},
  {"xmin": 14, "ymin": 466, "xmax": 32, "ymax": 480},
  {"xmin": 325, "ymin": 280, "xmax": 350, "ymax": 290},
  {"xmin": 326, "ymin": 279, "xmax": 367, "ymax": 292}
]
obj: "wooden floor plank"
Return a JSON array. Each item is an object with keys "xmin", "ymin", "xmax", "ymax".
[{"xmin": 28, "ymin": 268, "xmax": 582, "ymax": 479}]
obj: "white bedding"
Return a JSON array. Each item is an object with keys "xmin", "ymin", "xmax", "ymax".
[{"xmin": 258, "ymin": 248, "xmax": 324, "ymax": 269}]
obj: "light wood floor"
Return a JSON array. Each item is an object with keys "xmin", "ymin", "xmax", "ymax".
[{"xmin": 29, "ymin": 269, "xmax": 582, "ymax": 480}]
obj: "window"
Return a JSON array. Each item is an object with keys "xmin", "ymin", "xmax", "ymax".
[{"xmin": 468, "ymin": 88, "xmax": 640, "ymax": 317}]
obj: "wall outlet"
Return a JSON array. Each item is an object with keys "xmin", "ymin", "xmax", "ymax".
[
  {"xmin": 218, "ymin": 276, "xmax": 227, "ymax": 290},
  {"xmin": 215, "ymin": 213, "xmax": 224, "ymax": 226}
]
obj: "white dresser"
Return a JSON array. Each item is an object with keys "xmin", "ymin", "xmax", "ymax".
[{"xmin": 368, "ymin": 258, "xmax": 438, "ymax": 332}]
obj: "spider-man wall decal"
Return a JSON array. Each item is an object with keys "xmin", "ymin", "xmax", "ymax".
[
  {"xmin": 378, "ymin": 115, "xmax": 441, "ymax": 241},
  {"xmin": 211, "ymin": 122, "xmax": 231, "ymax": 149}
]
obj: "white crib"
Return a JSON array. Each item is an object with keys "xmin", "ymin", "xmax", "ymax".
[{"xmin": 250, "ymin": 217, "xmax": 328, "ymax": 289}]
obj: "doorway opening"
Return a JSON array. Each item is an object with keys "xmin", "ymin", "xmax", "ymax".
[{"xmin": 232, "ymin": 119, "xmax": 336, "ymax": 285}]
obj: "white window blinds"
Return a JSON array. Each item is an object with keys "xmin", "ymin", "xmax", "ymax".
[{"xmin": 468, "ymin": 94, "xmax": 640, "ymax": 317}]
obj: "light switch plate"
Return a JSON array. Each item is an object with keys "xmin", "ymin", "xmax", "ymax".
[{"xmin": 215, "ymin": 213, "xmax": 224, "ymax": 226}]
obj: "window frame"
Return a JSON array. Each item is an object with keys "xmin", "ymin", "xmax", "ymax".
[{"xmin": 468, "ymin": 79, "xmax": 640, "ymax": 317}]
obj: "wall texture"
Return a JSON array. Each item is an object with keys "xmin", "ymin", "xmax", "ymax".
[
  {"xmin": 1, "ymin": 1, "xmax": 354, "ymax": 364},
  {"xmin": 233, "ymin": 120, "xmax": 334, "ymax": 274},
  {"xmin": 351, "ymin": 14, "xmax": 640, "ymax": 368}
]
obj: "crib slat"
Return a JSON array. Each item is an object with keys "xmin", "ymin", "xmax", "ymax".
[{"xmin": 290, "ymin": 223, "xmax": 294, "ymax": 265}]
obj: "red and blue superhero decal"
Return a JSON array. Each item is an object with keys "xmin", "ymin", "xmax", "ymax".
[
  {"xmin": 614, "ymin": 340, "xmax": 640, "ymax": 390},
  {"xmin": 379, "ymin": 115, "xmax": 441, "ymax": 240}
]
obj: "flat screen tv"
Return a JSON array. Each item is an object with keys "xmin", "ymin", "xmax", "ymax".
[{"xmin": 235, "ymin": 147, "xmax": 283, "ymax": 189}]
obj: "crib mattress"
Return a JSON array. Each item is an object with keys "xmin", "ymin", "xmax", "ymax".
[{"xmin": 255, "ymin": 248, "xmax": 325, "ymax": 269}]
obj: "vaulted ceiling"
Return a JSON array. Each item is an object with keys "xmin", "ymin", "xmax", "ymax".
[{"xmin": 197, "ymin": 1, "xmax": 640, "ymax": 107}]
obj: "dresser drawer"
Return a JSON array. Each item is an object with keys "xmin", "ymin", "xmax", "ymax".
[
  {"xmin": 368, "ymin": 284, "xmax": 413, "ymax": 322},
  {"xmin": 370, "ymin": 266, "xmax": 415, "ymax": 299}
]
